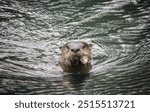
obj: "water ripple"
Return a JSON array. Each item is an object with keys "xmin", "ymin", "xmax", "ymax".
[{"xmin": 0, "ymin": 0, "xmax": 150, "ymax": 94}]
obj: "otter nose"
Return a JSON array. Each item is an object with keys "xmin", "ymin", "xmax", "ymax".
[{"xmin": 71, "ymin": 48, "xmax": 80, "ymax": 52}]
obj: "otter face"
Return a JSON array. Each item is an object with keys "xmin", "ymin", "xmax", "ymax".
[{"xmin": 60, "ymin": 41, "xmax": 92, "ymax": 66}]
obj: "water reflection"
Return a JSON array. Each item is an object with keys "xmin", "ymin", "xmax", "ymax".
[
  {"xmin": 0, "ymin": 0, "xmax": 150, "ymax": 94},
  {"xmin": 63, "ymin": 73, "xmax": 90, "ymax": 92}
]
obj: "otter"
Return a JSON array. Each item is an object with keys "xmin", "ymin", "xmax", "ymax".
[{"xmin": 60, "ymin": 41, "xmax": 92, "ymax": 74}]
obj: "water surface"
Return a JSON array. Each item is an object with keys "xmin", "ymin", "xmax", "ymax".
[{"xmin": 0, "ymin": 0, "xmax": 150, "ymax": 94}]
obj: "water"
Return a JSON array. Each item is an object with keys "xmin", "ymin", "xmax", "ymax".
[{"xmin": 0, "ymin": 0, "xmax": 150, "ymax": 95}]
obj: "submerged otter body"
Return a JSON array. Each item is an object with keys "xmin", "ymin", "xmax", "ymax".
[{"xmin": 60, "ymin": 41, "xmax": 92, "ymax": 74}]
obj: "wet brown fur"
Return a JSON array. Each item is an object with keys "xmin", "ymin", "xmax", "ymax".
[{"xmin": 60, "ymin": 41, "xmax": 92, "ymax": 74}]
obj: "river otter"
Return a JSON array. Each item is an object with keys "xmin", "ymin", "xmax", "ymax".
[{"xmin": 60, "ymin": 41, "xmax": 92, "ymax": 74}]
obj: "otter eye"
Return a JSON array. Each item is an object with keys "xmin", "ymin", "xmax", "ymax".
[
  {"xmin": 65, "ymin": 46, "xmax": 69, "ymax": 49},
  {"xmin": 82, "ymin": 45, "xmax": 86, "ymax": 49}
]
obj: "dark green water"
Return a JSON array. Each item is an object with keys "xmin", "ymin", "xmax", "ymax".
[{"xmin": 0, "ymin": 0, "xmax": 150, "ymax": 94}]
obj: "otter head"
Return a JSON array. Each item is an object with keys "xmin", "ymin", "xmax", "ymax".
[
  {"xmin": 60, "ymin": 41, "xmax": 92, "ymax": 67},
  {"xmin": 59, "ymin": 41, "xmax": 92, "ymax": 74}
]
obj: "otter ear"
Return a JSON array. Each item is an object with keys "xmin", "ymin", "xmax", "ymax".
[
  {"xmin": 59, "ymin": 46, "xmax": 62, "ymax": 50},
  {"xmin": 88, "ymin": 44, "xmax": 93, "ymax": 48}
]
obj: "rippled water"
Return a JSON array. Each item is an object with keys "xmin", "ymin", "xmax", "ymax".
[{"xmin": 0, "ymin": 0, "xmax": 150, "ymax": 94}]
